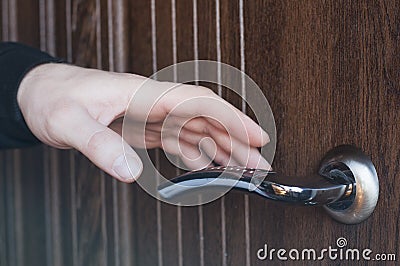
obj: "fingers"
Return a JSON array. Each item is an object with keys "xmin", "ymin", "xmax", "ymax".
[
  {"xmin": 198, "ymin": 137, "xmax": 240, "ymax": 167},
  {"xmin": 161, "ymin": 86, "xmax": 270, "ymax": 147},
  {"xmin": 161, "ymin": 138, "xmax": 212, "ymax": 170},
  {"xmin": 61, "ymin": 108, "xmax": 143, "ymax": 182},
  {"xmin": 177, "ymin": 127, "xmax": 269, "ymax": 169}
]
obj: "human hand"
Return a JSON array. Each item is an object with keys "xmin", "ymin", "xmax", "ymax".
[{"xmin": 18, "ymin": 63, "xmax": 270, "ymax": 182}]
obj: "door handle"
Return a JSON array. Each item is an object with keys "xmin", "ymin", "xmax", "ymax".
[{"xmin": 158, "ymin": 145, "xmax": 379, "ymax": 224}]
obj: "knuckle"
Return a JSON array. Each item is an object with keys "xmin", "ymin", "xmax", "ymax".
[
  {"xmin": 44, "ymin": 98, "xmax": 77, "ymax": 134},
  {"xmin": 197, "ymin": 86, "xmax": 215, "ymax": 96},
  {"xmin": 85, "ymin": 129, "xmax": 110, "ymax": 154}
]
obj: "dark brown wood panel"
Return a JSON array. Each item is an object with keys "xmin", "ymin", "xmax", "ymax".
[
  {"xmin": 53, "ymin": 0, "xmax": 68, "ymax": 57},
  {"xmin": 16, "ymin": 0, "xmax": 40, "ymax": 47},
  {"xmin": 2, "ymin": 151, "xmax": 18, "ymax": 266},
  {"xmin": 125, "ymin": 1, "xmax": 154, "ymax": 265},
  {"xmin": 19, "ymin": 147, "xmax": 47, "ymax": 266},
  {"xmin": 244, "ymin": 1, "xmax": 400, "ymax": 265},
  {"xmin": 71, "ymin": 0, "xmax": 98, "ymax": 67},
  {"xmin": 175, "ymin": 1, "xmax": 202, "ymax": 266},
  {"xmin": 196, "ymin": 2, "xmax": 225, "ymax": 266},
  {"xmin": 0, "ymin": 0, "xmax": 399, "ymax": 265},
  {"xmin": 243, "ymin": 2, "xmax": 288, "ymax": 265},
  {"xmin": 219, "ymin": 1, "xmax": 248, "ymax": 266},
  {"xmin": 154, "ymin": 1, "xmax": 181, "ymax": 266},
  {"xmin": 70, "ymin": 1, "xmax": 107, "ymax": 266}
]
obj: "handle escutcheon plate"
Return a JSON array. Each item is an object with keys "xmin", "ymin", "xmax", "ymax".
[{"xmin": 319, "ymin": 145, "xmax": 379, "ymax": 224}]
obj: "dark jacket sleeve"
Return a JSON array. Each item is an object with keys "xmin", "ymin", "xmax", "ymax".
[{"xmin": 0, "ymin": 42, "xmax": 65, "ymax": 149}]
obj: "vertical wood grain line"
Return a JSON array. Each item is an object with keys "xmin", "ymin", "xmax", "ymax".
[
  {"xmin": 5, "ymin": 152, "xmax": 17, "ymax": 266},
  {"xmin": 100, "ymin": 172, "xmax": 108, "ymax": 265},
  {"xmin": 65, "ymin": 0, "xmax": 72, "ymax": 62},
  {"xmin": 13, "ymin": 150, "xmax": 23, "ymax": 266},
  {"xmin": 69, "ymin": 152, "xmax": 78, "ymax": 266},
  {"xmin": 111, "ymin": 181, "xmax": 120, "ymax": 266},
  {"xmin": 171, "ymin": 0, "xmax": 177, "ymax": 82},
  {"xmin": 239, "ymin": 0, "xmax": 246, "ymax": 112},
  {"xmin": 113, "ymin": 0, "xmax": 127, "ymax": 72},
  {"xmin": 50, "ymin": 150, "xmax": 62, "ymax": 266},
  {"xmin": 39, "ymin": 0, "xmax": 46, "ymax": 50},
  {"xmin": 111, "ymin": 121, "xmax": 120, "ymax": 266},
  {"xmin": 96, "ymin": 0, "xmax": 102, "ymax": 68},
  {"xmin": 115, "ymin": 0, "xmax": 133, "ymax": 252},
  {"xmin": 156, "ymin": 153, "xmax": 163, "ymax": 266},
  {"xmin": 198, "ymin": 199, "xmax": 204, "ymax": 266},
  {"xmin": 193, "ymin": 0, "xmax": 199, "ymax": 80},
  {"xmin": 44, "ymin": 1, "xmax": 62, "ymax": 263},
  {"xmin": 220, "ymin": 198, "xmax": 227, "ymax": 266},
  {"xmin": 107, "ymin": 2, "xmax": 120, "ymax": 265},
  {"xmin": 151, "ymin": 0, "xmax": 157, "ymax": 79},
  {"xmin": 193, "ymin": 1, "xmax": 205, "ymax": 265},
  {"xmin": 119, "ymin": 184, "xmax": 130, "ymax": 266},
  {"xmin": 45, "ymin": 0, "xmax": 55, "ymax": 53},
  {"xmin": 40, "ymin": 0, "xmax": 53, "ymax": 252},
  {"xmin": 39, "ymin": 8, "xmax": 49, "ymax": 264},
  {"xmin": 1, "ymin": 0, "xmax": 9, "ymax": 40},
  {"xmin": 215, "ymin": 0, "xmax": 222, "ymax": 96},
  {"xmin": 96, "ymin": 0, "xmax": 108, "ymax": 264},
  {"xmin": 244, "ymin": 197, "xmax": 250, "ymax": 265},
  {"xmin": 151, "ymin": 1, "xmax": 163, "ymax": 265},
  {"xmin": 65, "ymin": 0, "xmax": 77, "ymax": 262},
  {"xmin": 43, "ymin": 152, "xmax": 52, "ymax": 265},
  {"xmin": 9, "ymin": 7, "xmax": 20, "ymax": 265},
  {"xmin": 0, "ymin": 35, "xmax": 13, "ymax": 266},
  {"xmin": 111, "ymin": 0, "xmax": 132, "ymax": 263},
  {"xmin": 215, "ymin": 0, "xmax": 226, "ymax": 265},
  {"xmin": 239, "ymin": 1, "xmax": 250, "ymax": 265},
  {"xmin": 171, "ymin": 1, "xmax": 182, "ymax": 266},
  {"xmin": 177, "ymin": 205, "xmax": 183, "ymax": 266},
  {"xmin": 107, "ymin": 0, "xmax": 114, "ymax": 71},
  {"xmin": 193, "ymin": 1, "xmax": 204, "ymax": 266},
  {"xmin": 8, "ymin": 0, "xmax": 17, "ymax": 40}
]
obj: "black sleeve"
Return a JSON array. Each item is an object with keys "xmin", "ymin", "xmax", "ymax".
[{"xmin": 0, "ymin": 42, "xmax": 65, "ymax": 149}]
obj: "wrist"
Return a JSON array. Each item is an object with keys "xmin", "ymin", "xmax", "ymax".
[{"xmin": 17, "ymin": 63, "xmax": 60, "ymax": 109}]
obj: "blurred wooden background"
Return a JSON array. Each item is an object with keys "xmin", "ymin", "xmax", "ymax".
[{"xmin": 0, "ymin": 0, "xmax": 399, "ymax": 265}]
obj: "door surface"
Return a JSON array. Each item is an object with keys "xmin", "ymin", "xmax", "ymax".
[{"xmin": 0, "ymin": 0, "xmax": 399, "ymax": 265}]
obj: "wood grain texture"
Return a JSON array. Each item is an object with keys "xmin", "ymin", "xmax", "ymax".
[
  {"xmin": 127, "ymin": 1, "xmax": 156, "ymax": 265},
  {"xmin": 153, "ymin": 1, "xmax": 182, "ymax": 266},
  {"xmin": 70, "ymin": 2, "xmax": 107, "ymax": 266},
  {"xmin": 218, "ymin": 1, "xmax": 248, "ymax": 266},
  {"xmin": 243, "ymin": 1, "xmax": 400, "ymax": 265},
  {"xmin": 174, "ymin": 1, "xmax": 202, "ymax": 266},
  {"xmin": 0, "ymin": 0, "xmax": 399, "ymax": 265},
  {"xmin": 196, "ymin": 3, "xmax": 225, "ymax": 266}
]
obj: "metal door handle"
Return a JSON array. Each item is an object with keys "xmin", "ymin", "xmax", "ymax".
[{"xmin": 158, "ymin": 145, "xmax": 379, "ymax": 224}]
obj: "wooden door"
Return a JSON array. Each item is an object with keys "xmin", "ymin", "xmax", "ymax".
[{"xmin": 0, "ymin": 0, "xmax": 399, "ymax": 265}]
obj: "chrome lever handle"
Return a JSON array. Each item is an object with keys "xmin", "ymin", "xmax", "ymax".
[
  {"xmin": 158, "ymin": 169, "xmax": 352, "ymax": 205},
  {"xmin": 158, "ymin": 145, "xmax": 379, "ymax": 224}
]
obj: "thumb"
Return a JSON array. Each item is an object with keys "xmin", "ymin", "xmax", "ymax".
[{"xmin": 64, "ymin": 109, "xmax": 143, "ymax": 182}]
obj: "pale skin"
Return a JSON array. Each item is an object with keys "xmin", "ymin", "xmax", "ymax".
[{"xmin": 18, "ymin": 63, "xmax": 270, "ymax": 183}]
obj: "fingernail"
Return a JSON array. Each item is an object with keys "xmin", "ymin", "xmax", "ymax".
[
  {"xmin": 262, "ymin": 130, "xmax": 270, "ymax": 144},
  {"xmin": 112, "ymin": 154, "xmax": 142, "ymax": 181},
  {"xmin": 258, "ymin": 156, "xmax": 272, "ymax": 171}
]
